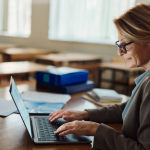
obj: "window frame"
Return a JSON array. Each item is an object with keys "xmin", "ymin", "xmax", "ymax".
[{"xmin": 0, "ymin": 0, "xmax": 31, "ymax": 38}]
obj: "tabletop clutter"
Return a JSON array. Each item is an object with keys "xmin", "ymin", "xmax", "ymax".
[
  {"xmin": 36, "ymin": 66, "xmax": 94, "ymax": 94},
  {"xmin": 0, "ymin": 67, "xmax": 94, "ymax": 116},
  {"xmin": 0, "ymin": 66, "xmax": 126, "ymax": 117}
]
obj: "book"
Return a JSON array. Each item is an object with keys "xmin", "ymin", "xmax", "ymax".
[
  {"xmin": 36, "ymin": 67, "xmax": 89, "ymax": 86},
  {"xmin": 36, "ymin": 81, "xmax": 94, "ymax": 94},
  {"xmin": 87, "ymin": 88, "xmax": 122, "ymax": 102},
  {"xmin": 82, "ymin": 93, "xmax": 128, "ymax": 107}
]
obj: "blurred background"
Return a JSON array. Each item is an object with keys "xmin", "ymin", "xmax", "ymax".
[
  {"xmin": 0, "ymin": 0, "xmax": 147, "ymax": 95},
  {"xmin": 0, "ymin": 0, "xmax": 142, "ymax": 59}
]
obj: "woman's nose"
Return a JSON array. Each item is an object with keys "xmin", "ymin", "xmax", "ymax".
[{"xmin": 117, "ymin": 48, "xmax": 124, "ymax": 56}]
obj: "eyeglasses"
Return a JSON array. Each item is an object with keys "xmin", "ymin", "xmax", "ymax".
[{"xmin": 115, "ymin": 40, "xmax": 134, "ymax": 53}]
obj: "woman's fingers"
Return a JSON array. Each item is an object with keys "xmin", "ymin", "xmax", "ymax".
[
  {"xmin": 54, "ymin": 121, "xmax": 100, "ymax": 136},
  {"xmin": 49, "ymin": 110, "xmax": 63, "ymax": 117},
  {"xmin": 49, "ymin": 112, "xmax": 65, "ymax": 122},
  {"xmin": 49, "ymin": 109, "xmax": 88, "ymax": 122},
  {"xmin": 59, "ymin": 129, "xmax": 75, "ymax": 136},
  {"xmin": 49, "ymin": 109, "xmax": 71, "ymax": 122},
  {"xmin": 54, "ymin": 124, "xmax": 73, "ymax": 134}
]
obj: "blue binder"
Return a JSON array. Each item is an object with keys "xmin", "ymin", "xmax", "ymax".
[
  {"xmin": 36, "ymin": 81, "xmax": 94, "ymax": 94},
  {"xmin": 36, "ymin": 67, "xmax": 88, "ymax": 86}
]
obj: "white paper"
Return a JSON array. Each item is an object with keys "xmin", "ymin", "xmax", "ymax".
[
  {"xmin": 21, "ymin": 91, "xmax": 71, "ymax": 103},
  {"xmin": 48, "ymin": 67, "xmax": 84, "ymax": 75},
  {"xmin": 0, "ymin": 98, "xmax": 17, "ymax": 116},
  {"xmin": 30, "ymin": 105, "xmax": 59, "ymax": 114}
]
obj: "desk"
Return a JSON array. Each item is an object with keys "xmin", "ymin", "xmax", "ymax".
[
  {"xmin": 0, "ymin": 83, "xmax": 126, "ymax": 150},
  {"xmin": 0, "ymin": 61, "xmax": 53, "ymax": 85},
  {"xmin": 35, "ymin": 53, "xmax": 102, "ymax": 66},
  {"xmin": 35, "ymin": 53, "xmax": 102, "ymax": 87},
  {"xmin": 0, "ymin": 44, "xmax": 18, "ymax": 62},
  {"xmin": 1, "ymin": 48, "xmax": 57, "ymax": 62},
  {"xmin": 99, "ymin": 62, "xmax": 144, "ymax": 95}
]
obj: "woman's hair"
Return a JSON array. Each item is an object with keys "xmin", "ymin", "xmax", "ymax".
[{"xmin": 114, "ymin": 3, "xmax": 150, "ymax": 43}]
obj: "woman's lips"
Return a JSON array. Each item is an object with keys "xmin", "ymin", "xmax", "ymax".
[{"xmin": 125, "ymin": 58, "xmax": 131, "ymax": 61}]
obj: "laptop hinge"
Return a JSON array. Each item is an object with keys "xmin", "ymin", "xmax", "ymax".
[{"xmin": 30, "ymin": 117, "xmax": 34, "ymax": 141}]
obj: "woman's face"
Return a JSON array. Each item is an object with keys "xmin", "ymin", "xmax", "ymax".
[{"xmin": 117, "ymin": 33, "xmax": 150, "ymax": 71}]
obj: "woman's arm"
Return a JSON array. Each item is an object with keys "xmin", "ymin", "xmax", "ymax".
[
  {"xmin": 93, "ymin": 124, "xmax": 145, "ymax": 150},
  {"xmin": 49, "ymin": 109, "xmax": 90, "ymax": 122},
  {"xmin": 93, "ymin": 78, "xmax": 150, "ymax": 150},
  {"xmin": 85, "ymin": 101, "xmax": 127, "ymax": 123}
]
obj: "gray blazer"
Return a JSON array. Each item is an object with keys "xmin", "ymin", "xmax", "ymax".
[{"xmin": 86, "ymin": 74, "xmax": 150, "ymax": 150}]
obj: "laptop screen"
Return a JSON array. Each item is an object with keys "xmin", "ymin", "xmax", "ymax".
[{"xmin": 9, "ymin": 77, "xmax": 32, "ymax": 139}]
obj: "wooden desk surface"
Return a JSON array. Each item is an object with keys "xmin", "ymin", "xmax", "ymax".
[
  {"xmin": 0, "ymin": 61, "xmax": 52, "ymax": 75},
  {"xmin": 1, "ymin": 48, "xmax": 57, "ymax": 61},
  {"xmin": 0, "ymin": 84, "xmax": 125, "ymax": 150},
  {"xmin": 35, "ymin": 53, "xmax": 102, "ymax": 66},
  {"xmin": 100, "ymin": 62, "xmax": 144, "ymax": 72}
]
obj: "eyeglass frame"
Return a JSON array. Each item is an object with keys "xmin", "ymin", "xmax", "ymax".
[{"xmin": 115, "ymin": 40, "xmax": 134, "ymax": 53}]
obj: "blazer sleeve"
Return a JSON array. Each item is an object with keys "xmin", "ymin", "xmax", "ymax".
[
  {"xmin": 85, "ymin": 101, "xmax": 127, "ymax": 123},
  {"xmin": 93, "ymin": 124, "xmax": 145, "ymax": 150},
  {"xmin": 92, "ymin": 79, "xmax": 150, "ymax": 150}
]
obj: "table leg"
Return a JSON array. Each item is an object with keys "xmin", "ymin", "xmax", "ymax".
[
  {"xmin": 2, "ymin": 54, "xmax": 10, "ymax": 62},
  {"xmin": 98, "ymin": 68, "xmax": 103, "ymax": 88}
]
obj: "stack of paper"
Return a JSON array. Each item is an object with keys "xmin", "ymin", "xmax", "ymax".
[
  {"xmin": 0, "ymin": 98, "xmax": 17, "ymax": 116},
  {"xmin": 82, "ymin": 95, "xmax": 122, "ymax": 107},
  {"xmin": 20, "ymin": 91, "xmax": 71, "ymax": 114},
  {"xmin": 82, "ymin": 88, "xmax": 126, "ymax": 107},
  {"xmin": 88, "ymin": 88, "xmax": 122, "ymax": 102},
  {"xmin": 21, "ymin": 91, "xmax": 71, "ymax": 103}
]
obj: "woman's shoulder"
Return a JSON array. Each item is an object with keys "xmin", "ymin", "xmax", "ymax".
[
  {"xmin": 142, "ymin": 74, "xmax": 150, "ymax": 84},
  {"xmin": 139, "ymin": 74, "xmax": 150, "ymax": 95}
]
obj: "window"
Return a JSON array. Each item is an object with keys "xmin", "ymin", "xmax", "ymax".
[
  {"xmin": 0, "ymin": 0, "xmax": 32, "ymax": 37},
  {"xmin": 49, "ymin": 0, "xmax": 135, "ymax": 44}
]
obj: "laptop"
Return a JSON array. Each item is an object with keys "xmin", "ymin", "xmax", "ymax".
[{"xmin": 9, "ymin": 77, "xmax": 91, "ymax": 144}]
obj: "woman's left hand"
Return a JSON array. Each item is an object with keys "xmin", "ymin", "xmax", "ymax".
[{"xmin": 54, "ymin": 120, "xmax": 100, "ymax": 136}]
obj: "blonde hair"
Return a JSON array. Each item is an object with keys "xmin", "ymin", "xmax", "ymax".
[{"xmin": 114, "ymin": 3, "xmax": 150, "ymax": 43}]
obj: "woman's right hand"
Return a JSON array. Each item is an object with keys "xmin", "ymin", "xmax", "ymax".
[{"xmin": 49, "ymin": 109, "xmax": 89, "ymax": 122}]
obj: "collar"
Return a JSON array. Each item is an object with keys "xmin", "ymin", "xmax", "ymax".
[{"xmin": 134, "ymin": 69, "xmax": 150, "ymax": 85}]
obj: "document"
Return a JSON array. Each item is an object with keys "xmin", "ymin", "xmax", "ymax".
[
  {"xmin": 14, "ymin": 101, "xmax": 65, "ymax": 114},
  {"xmin": 82, "ymin": 94, "xmax": 128, "ymax": 107},
  {"xmin": 91, "ymin": 88, "xmax": 122, "ymax": 102},
  {"xmin": 21, "ymin": 91, "xmax": 71, "ymax": 104},
  {"xmin": 0, "ymin": 98, "xmax": 17, "ymax": 116},
  {"xmin": 28, "ymin": 103, "xmax": 64, "ymax": 114}
]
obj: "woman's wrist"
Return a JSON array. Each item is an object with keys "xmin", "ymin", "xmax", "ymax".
[
  {"xmin": 91, "ymin": 122, "xmax": 100, "ymax": 136},
  {"xmin": 82, "ymin": 111, "xmax": 90, "ymax": 120}
]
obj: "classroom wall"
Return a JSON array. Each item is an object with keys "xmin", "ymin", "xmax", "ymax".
[
  {"xmin": 136, "ymin": 0, "xmax": 150, "ymax": 4},
  {"xmin": 0, "ymin": 0, "xmax": 148, "ymax": 62}
]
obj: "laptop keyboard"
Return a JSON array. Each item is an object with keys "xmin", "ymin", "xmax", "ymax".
[{"xmin": 34, "ymin": 117, "xmax": 67, "ymax": 142}]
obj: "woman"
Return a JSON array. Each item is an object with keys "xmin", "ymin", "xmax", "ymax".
[{"xmin": 49, "ymin": 3, "xmax": 150, "ymax": 150}]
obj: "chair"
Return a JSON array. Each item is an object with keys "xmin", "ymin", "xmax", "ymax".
[{"xmin": 99, "ymin": 57, "xmax": 144, "ymax": 95}]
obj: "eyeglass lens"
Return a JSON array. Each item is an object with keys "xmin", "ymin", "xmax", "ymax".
[
  {"xmin": 119, "ymin": 45, "xmax": 126, "ymax": 52},
  {"xmin": 116, "ymin": 41, "xmax": 126, "ymax": 53}
]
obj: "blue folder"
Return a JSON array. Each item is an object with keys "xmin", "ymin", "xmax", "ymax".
[
  {"xmin": 14, "ymin": 101, "xmax": 64, "ymax": 115},
  {"xmin": 36, "ymin": 81, "xmax": 94, "ymax": 94},
  {"xmin": 36, "ymin": 67, "xmax": 89, "ymax": 86}
]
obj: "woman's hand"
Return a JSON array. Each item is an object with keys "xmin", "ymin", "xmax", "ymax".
[
  {"xmin": 54, "ymin": 120, "xmax": 100, "ymax": 136},
  {"xmin": 49, "ymin": 109, "xmax": 89, "ymax": 122}
]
